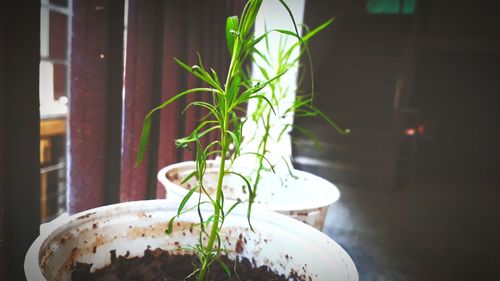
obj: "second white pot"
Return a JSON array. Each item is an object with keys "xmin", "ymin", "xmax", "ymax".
[{"xmin": 158, "ymin": 160, "xmax": 340, "ymax": 230}]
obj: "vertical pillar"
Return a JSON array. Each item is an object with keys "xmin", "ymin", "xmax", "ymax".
[{"xmin": 69, "ymin": 0, "xmax": 124, "ymax": 213}]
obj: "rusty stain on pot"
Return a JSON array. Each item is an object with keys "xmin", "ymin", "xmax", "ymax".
[
  {"xmin": 39, "ymin": 246, "xmax": 53, "ymax": 269},
  {"xmin": 235, "ymin": 233, "xmax": 244, "ymax": 253},
  {"xmin": 126, "ymin": 223, "xmax": 165, "ymax": 239},
  {"xmin": 136, "ymin": 211, "xmax": 148, "ymax": 219},
  {"xmin": 57, "ymin": 232, "xmax": 73, "ymax": 245},
  {"xmin": 166, "ymin": 170, "xmax": 179, "ymax": 181},
  {"xmin": 90, "ymin": 236, "xmax": 105, "ymax": 253},
  {"xmin": 69, "ymin": 247, "xmax": 79, "ymax": 267},
  {"xmin": 280, "ymin": 207, "xmax": 327, "ymax": 230}
]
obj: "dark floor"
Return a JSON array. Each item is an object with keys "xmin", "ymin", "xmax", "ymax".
[{"xmin": 315, "ymin": 173, "xmax": 500, "ymax": 281}]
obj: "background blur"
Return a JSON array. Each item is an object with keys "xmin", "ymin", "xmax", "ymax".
[{"xmin": 294, "ymin": 1, "xmax": 500, "ymax": 280}]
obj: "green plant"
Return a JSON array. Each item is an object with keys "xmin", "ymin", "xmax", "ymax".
[
  {"xmin": 246, "ymin": 18, "xmax": 350, "ymax": 194},
  {"xmin": 136, "ymin": 1, "xmax": 312, "ymax": 280}
]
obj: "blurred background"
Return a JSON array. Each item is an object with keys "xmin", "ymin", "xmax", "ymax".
[
  {"xmin": 1, "ymin": 0, "xmax": 499, "ymax": 280},
  {"xmin": 293, "ymin": 1, "xmax": 500, "ymax": 280}
]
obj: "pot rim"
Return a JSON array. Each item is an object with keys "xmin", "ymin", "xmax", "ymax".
[{"xmin": 158, "ymin": 160, "xmax": 341, "ymax": 212}]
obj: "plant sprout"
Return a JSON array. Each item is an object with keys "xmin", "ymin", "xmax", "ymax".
[{"xmin": 135, "ymin": 1, "xmax": 316, "ymax": 280}]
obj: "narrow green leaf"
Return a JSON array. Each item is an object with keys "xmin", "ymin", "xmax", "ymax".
[
  {"xmin": 226, "ymin": 171, "xmax": 254, "ymax": 231},
  {"xmin": 257, "ymin": 65, "xmax": 270, "ymax": 80},
  {"xmin": 313, "ymin": 108, "xmax": 351, "ymax": 135},
  {"xmin": 182, "ymin": 101, "xmax": 221, "ymax": 122},
  {"xmin": 136, "ymin": 87, "xmax": 214, "ymax": 166},
  {"xmin": 135, "ymin": 117, "xmax": 152, "ymax": 167},
  {"xmin": 302, "ymin": 18, "xmax": 334, "ymax": 43},
  {"xmin": 292, "ymin": 124, "xmax": 321, "ymax": 149},
  {"xmin": 210, "ymin": 68, "xmax": 221, "ymax": 86},
  {"xmin": 248, "ymin": 94, "xmax": 276, "ymax": 116},
  {"xmin": 277, "ymin": 123, "xmax": 291, "ymax": 143},
  {"xmin": 251, "ymin": 47, "xmax": 271, "ymax": 67},
  {"xmin": 216, "ymin": 258, "xmax": 232, "ymax": 277},
  {"xmin": 280, "ymin": 155, "xmax": 297, "ymax": 179},
  {"xmin": 227, "ymin": 131, "xmax": 240, "ymax": 156},
  {"xmin": 226, "ymin": 16, "xmax": 239, "ymax": 55},
  {"xmin": 178, "ymin": 185, "xmax": 199, "ymax": 217},
  {"xmin": 174, "ymin": 58, "xmax": 223, "ymax": 91},
  {"xmin": 240, "ymin": 152, "xmax": 275, "ymax": 173},
  {"xmin": 181, "ymin": 170, "xmax": 198, "ymax": 185},
  {"xmin": 235, "ymin": 70, "xmax": 287, "ymax": 108},
  {"xmin": 226, "ymin": 201, "xmax": 241, "ymax": 216},
  {"xmin": 175, "ymin": 125, "xmax": 220, "ymax": 148},
  {"xmin": 165, "ymin": 216, "xmax": 176, "ymax": 234}
]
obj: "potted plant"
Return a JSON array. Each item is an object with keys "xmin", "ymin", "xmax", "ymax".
[
  {"xmin": 25, "ymin": 200, "xmax": 358, "ymax": 280},
  {"xmin": 25, "ymin": 0, "xmax": 358, "ymax": 280},
  {"xmin": 157, "ymin": 19, "xmax": 350, "ymax": 229}
]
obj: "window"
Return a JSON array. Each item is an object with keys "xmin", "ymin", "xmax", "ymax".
[
  {"xmin": 367, "ymin": 0, "xmax": 417, "ymax": 14},
  {"xmin": 39, "ymin": 0, "xmax": 72, "ymax": 222}
]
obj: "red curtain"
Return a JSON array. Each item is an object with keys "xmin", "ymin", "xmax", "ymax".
[
  {"xmin": 120, "ymin": 0, "xmax": 164, "ymax": 202},
  {"xmin": 121, "ymin": 0, "xmax": 244, "ymax": 201},
  {"xmin": 68, "ymin": 0, "xmax": 244, "ymax": 207}
]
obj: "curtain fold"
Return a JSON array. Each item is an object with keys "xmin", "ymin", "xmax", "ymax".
[
  {"xmin": 120, "ymin": 0, "xmax": 165, "ymax": 202},
  {"xmin": 155, "ymin": 0, "xmax": 187, "ymax": 198},
  {"xmin": 181, "ymin": 0, "xmax": 204, "ymax": 162},
  {"xmin": 123, "ymin": 0, "xmax": 245, "ymax": 200},
  {"xmin": 69, "ymin": 0, "xmax": 244, "ymax": 209}
]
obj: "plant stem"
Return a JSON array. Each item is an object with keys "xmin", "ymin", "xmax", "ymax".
[
  {"xmin": 198, "ymin": 105, "xmax": 229, "ymax": 281},
  {"xmin": 198, "ymin": 3, "xmax": 251, "ymax": 279}
]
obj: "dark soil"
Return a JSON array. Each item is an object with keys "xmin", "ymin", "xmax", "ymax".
[{"xmin": 71, "ymin": 248, "xmax": 302, "ymax": 281}]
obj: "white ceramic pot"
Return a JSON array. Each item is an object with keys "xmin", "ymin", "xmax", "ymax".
[
  {"xmin": 25, "ymin": 200, "xmax": 357, "ymax": 281},
  {"xmin": 158, "ymin": 160, "xmax": 340, "ymax": 230}
]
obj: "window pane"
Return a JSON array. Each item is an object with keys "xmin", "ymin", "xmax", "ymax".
[
  {"xmin": 40, "ymin": 7, "xmax": 50, "ymax": 57},
  {"xmin": 53, "ymin": 63, "xmax": 67, "ymax": 100},
  {"xmin": 367, "ymin": 0, "xmax": 416, "ymax": 14},
  {"xmin": 50, "ymin": 0, "xmax": 68, "ymax": 8},
  {"xmin": 49, "ymin": 11, "xmax": 67, "ymax": 59},
  {"xmin": 40, "ymin": 1, "xmax": 71, "ymax": 222},
  {"xmin": 367, "ymin": 0, "xmax": 400, "ymax": 14}
]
